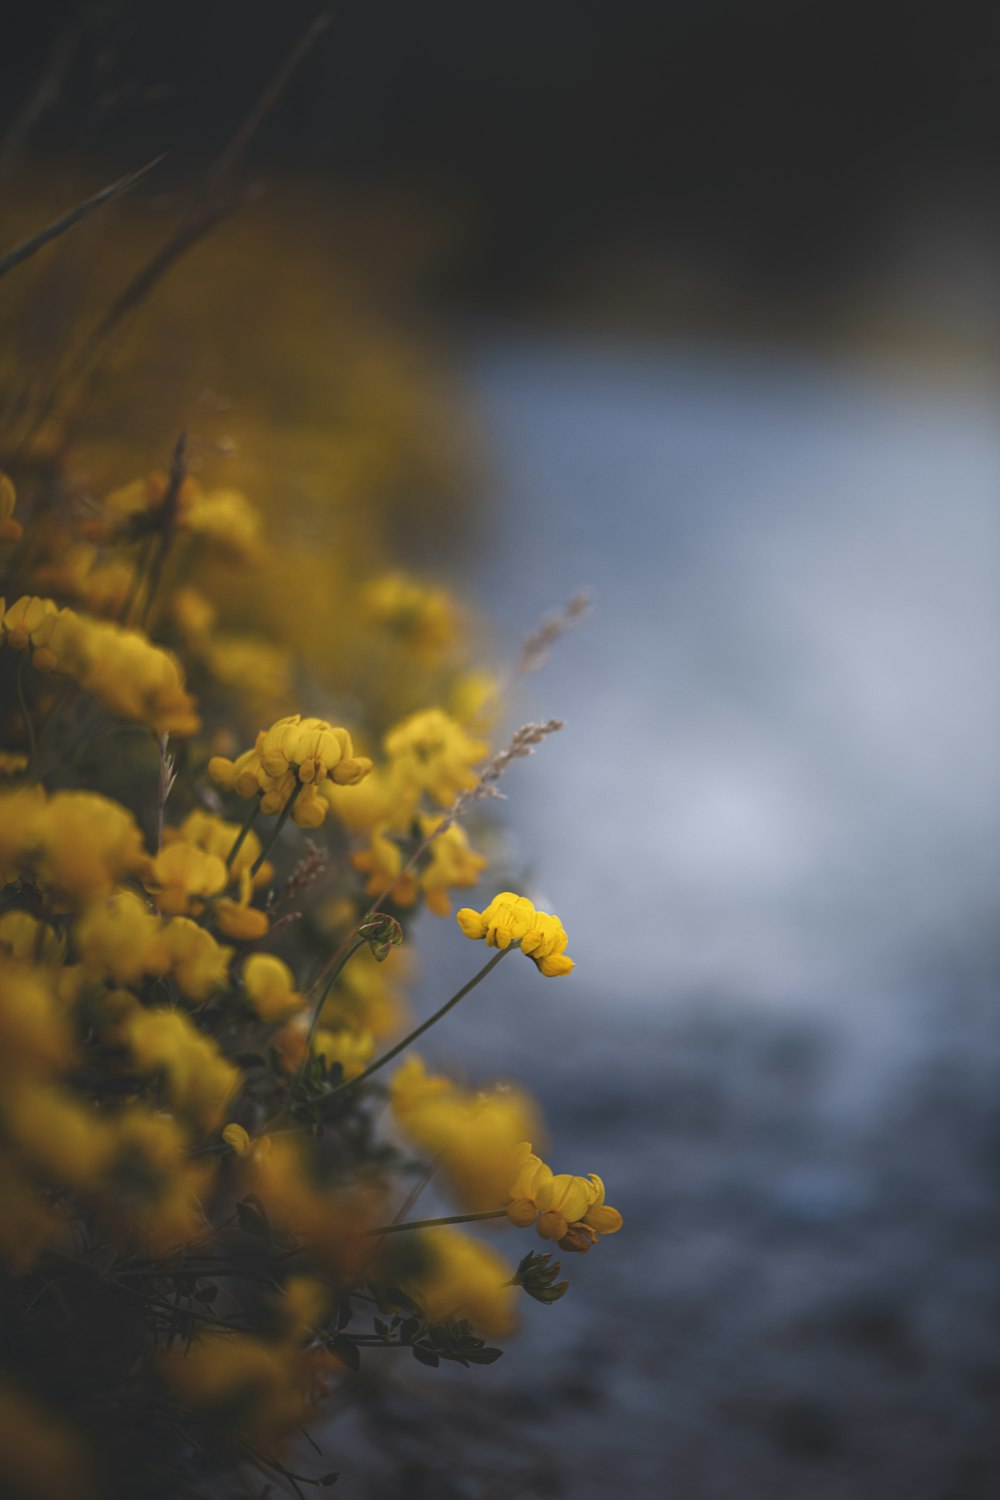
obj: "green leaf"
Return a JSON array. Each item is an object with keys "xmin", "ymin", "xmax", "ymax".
[{"xmin": 412, "ymin": 1345, "xmax": 440, "ymax": 1368}]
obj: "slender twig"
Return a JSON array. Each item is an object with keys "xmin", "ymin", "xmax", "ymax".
[
  {"xmin": 225, "ymin": 794, "xmax": 262, "ymax": 871},
  {"xmin": 0, "ymin": 156, "xmax": 166, "ymax": 280},
  {"xmin": 15, "ymin": 653, "xmax": 37, "ymax": 778},
  {"xmin": 364, "ymin": 1209, "xmax": 506, "ymax": 1237},
  {"xmin": 299, "ymin": 934, "xmax": 368, "ymax": 1072},
  {"xmin": 249, "ymin": 779, "xmax": 303, "ymax": 880},
  {"xmin": 156, "ymin": 733, "xmax": 176, "ymax": 853},
  {"xmin": 321, "ymin": 948, "xmax": 509, "ymax": 1103},
  {"xmin": 139, "ymin": 430, "xmax": 187, "ymax": 629}
]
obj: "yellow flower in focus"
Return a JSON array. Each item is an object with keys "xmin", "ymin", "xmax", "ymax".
[
  {"xmin": 504, "ymin": 1143, "xmax": 622, "ymax": 1251},
  {"xmin": 456, "ymin": 892, "xmax": 574, "ymax": 977},
  {"xmin": 384, "ymin": 708, "xmax": 486, "ymax": 808},
  {"xmin": 241, "ymin": 953, "xmax": 304, "ymax": 1022},
  {"xmin": 257, "ymin": 715, "xmax": 372, "ymax": 788},
  {"xmin": 0, "ymin": 472, "xmax": 23, "ymax": 541}
]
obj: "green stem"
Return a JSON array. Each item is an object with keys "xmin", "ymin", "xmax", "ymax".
[
  {"xmin": 365, "ymin": 1209, "xmax": 506, "ymax": 1237},
  {"xmin": 323, "ymin": 947, "xmax": 509, "ymax": 1102},
  {"xmin": 16, "ymin": 651, "xmax": 37, "ymax": 777},
  {"xmin": 299, "ymin": 933, "xmax": 368, "ymax": 1073},
  {"xmin": 249, "ymin": 777, "xmax": 302, "ymax": 879},
  {"xmin": 225, "ymin": 794, "xmax": 261, "ymax": 871}
]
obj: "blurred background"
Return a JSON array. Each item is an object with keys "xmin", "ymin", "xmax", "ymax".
[{"xmin": 4, "ymin": 3, "xmax": 1000, "ymax": 1495}]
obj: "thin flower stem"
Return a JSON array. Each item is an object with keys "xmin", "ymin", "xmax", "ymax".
[
  {"xmin": 299, "ymin": 934, "xmax": 368, "ymax": 1074},
  {"xmin": 225, "ymin": 794, "xmax": 262, "ymax": 871},
  {"xmin": 15, "ymin": 652, "xmax": 37, "ymax": 777},
  {"xmin": 249, "ymin": 778, "xmax": 303, "ymax": 879},
  {"xmin": 364, "ymin": 1209, "xmax": 506, "ymax": 1237},
  {"xmin": 322, "ymin": 947, "xmax": 509, "ymax": 1102}
]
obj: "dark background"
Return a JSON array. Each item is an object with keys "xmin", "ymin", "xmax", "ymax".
[{"xmin": 6, "ymin": 1, "xmax": 1000, "ymax": 308}]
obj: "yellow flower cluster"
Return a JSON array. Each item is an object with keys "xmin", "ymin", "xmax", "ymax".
[
  {"xmin": 90, "ymin": 470, "xmax": 263, "ymax": 564},
  {"xmin": 209, "ymin": 714, "xmax": 372, "ymax": 827},
  {"xmin": 456, "ymin": 892, "xmax": 575, "ymax": 977},
  {"xmin": 506, "ymin": 1143, "xmax": 623, "ymax": 1253},
  {"xmin": 1, "ymin": 595, "xmax": 199, "ymax": 736}
]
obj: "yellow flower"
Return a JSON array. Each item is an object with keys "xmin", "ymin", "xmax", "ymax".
[
  {"xmin": 36, "ymin": 793, "xmax": 152, "ymax": 903},
  {"xmin": 241, "ymin": 952, "xmax": 304, "ymax": 1022},
  {"xmin": 361, "ymin": 570, "xmax": 460, "ymax": 661},
  {"xmin": 407, "ymin": 1229, "xmax": 517, "ymax": 1339},
  {"xmin": 208, "ymin": 747, "xmax": 265, "ymax": 799},
  {"xmin": 313, "ymin": 1026, "xmax": 375, "ymax": 1080},
  {"xmin": 456, "ymin": 892, "xmax": 574, "ymax": 977},
  {"xmin": 221, "ymin": 1122, "xmax": 251, "ymax": 1155},
  {"xmin": 351, "ymin": 825, "xmax": 418, "ymax": 905},
  {"xmin": 125, "ymin": 1009, "xmax": 238, "ymax": 1127},
  {"xmin": 390, "ymin": 1055, "xmax": 540, "ymax": 1212},
  {"xmin": 160, "ymin": 918, "xmax": 232, "ymax": 1001},
  {"xmin": 183, "ymin": 486, "xmax": 262, "ymax": 563},
  {"xmin": 0, "ymin": 784, "xmax": 46, "ymax": 885},
  {"xmin": 0, "ymin": 751, "xmax": 29, "ymax": 777},
  {"xmin": 504, "ymin": 1142, "xmax": 622, "ymax": 1251},
  {"xmin": 0, "ymin": 910, "xmax": 63, "ymax": 964},
  {"xmin": 3, "ymin": 1083, "xmax": 113, "ymax": 1188},
  {"xmin": 2, "ymin": 595, "xmax": 56, "ymax": 650},
  {"xmin": 75, "ymin": 889, "xmax": 166, "ymax": 984},
  {"xmin": 384, "ymin": 708, "xmax": 486, "ymax": 808},
  {"xmin": 148, "ymin": 842, "xmax": 228, "ymax": 916},
  {"xmin": 257, "ymin": 715, "xmax": 372, "ymax": 788},
  {"xmin": 418, "ymin": 815, "xmax": 486, "ymax": 916},
  {"xmin": 165, "ymin": 809, "xmax": 272, "ymax": 887},
  {"xmin": 0, "ymin": 472, "xmax": 23, "ymax": 541}
]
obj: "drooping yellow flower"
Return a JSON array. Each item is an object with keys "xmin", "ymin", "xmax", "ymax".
[
  {"xmin": 504, "ymin": 1142, "xmax": 622, "ymax": 1251},
  {"xmin": 456, "ymin": 892, "xmax": 574, "ymax": 977},
  {"xmin": 384, "ymin": 707, "xmax": 486, "ymax": 807}
]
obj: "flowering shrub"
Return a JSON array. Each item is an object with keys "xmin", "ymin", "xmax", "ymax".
[{"xmin": 0, "ymin": 444, "xmax": 619, "ymax": 1497}]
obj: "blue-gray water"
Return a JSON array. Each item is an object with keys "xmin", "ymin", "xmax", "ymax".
[{"xmin": 339, "ymin": 339, "xmax": 1000, "ymax": 1498}]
